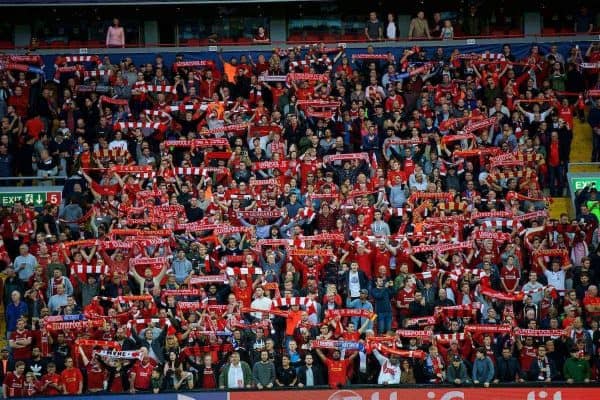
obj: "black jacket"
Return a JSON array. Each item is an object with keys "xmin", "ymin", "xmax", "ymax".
[
  {"xmin": 297, "ymin": 364, "xmax": 325, "ymax": 387},
  {"xmin": 495, "ymin": 356, "xmax": 524, "ymax": 382},
  {"xmin": 528, "ymin": 357, "xmax": 559, "ymax": 381}
]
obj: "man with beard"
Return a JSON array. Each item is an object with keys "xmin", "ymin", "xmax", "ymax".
[
  {"xmin": 25, "ymin": 347, "xmax": 47, "ymax": 380},
  {"xmin": 315, "ymin": 347, "xmax": 359, "ymax": 388},
  {"xmin": 372, "ymin": 348, "xmax": 401, "ymax": 384}
]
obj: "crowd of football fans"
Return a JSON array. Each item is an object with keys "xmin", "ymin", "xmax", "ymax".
[{"xmin": 0, "ymin": 37, "xmax": 599, "ymax": 397}]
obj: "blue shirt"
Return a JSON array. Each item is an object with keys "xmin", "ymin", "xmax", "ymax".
[
  {"xmin": 14, "ymin": 254, "xmax": 37, "ymax": 281},
  {"xmin": 346, "ymin": 298, "xmax": 374, "ymax": 330},
  {"xmin": 473, "ymin": 356, "xmax": 495, "ymax": 383},
  {"xmin": 171, "ymin": 257, "xmax": 193, "ymax": 284}
]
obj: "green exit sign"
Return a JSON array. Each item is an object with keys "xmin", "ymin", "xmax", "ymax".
[
  {"xmin": 0, "ymin": 191, "xmax": 61, "ymax": 207},
  {"xmin": 570, "ymin": 177, "xmax": 600, "ymax": 191}
]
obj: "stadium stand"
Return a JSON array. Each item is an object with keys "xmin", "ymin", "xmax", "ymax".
[{"xmin": 0, "ymin": 3, "xmax": 600, "ymax": 399}]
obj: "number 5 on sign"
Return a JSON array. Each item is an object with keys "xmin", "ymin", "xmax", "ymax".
[{"xmin": 46, "ymin": 192, "xmax": 62, "ymax": 205}]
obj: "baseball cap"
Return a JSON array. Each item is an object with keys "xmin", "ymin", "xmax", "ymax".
[{"xmin": 359, "ymin": 289, "xmax": 369, "ymax": 295}]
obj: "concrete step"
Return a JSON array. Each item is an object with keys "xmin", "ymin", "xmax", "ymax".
[{"xmin": 549, "ymin": 197, "xmax": 572, "ymax": 220}]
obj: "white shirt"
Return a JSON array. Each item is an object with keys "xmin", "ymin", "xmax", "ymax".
[
  {"xmin": 544, "ymin": 269, "xmax": 566, "ymax": 292},
  {"xmin": 386, "ymin": 23, "xmax": 397, "ymax": 39},
  {"xmin": 349, "ymin": 271, "xmax": 360, "ymax": 298},
  {"xmin": 108, "ymin": 139, "xmax": 128, "ymax": 150},
  {"xmin": 522, "ymin": 281, "xmax": 545, "ymax": 304},
  {"xmin": 250, "ymin": 296, "xmax": 273, "ymax": 319},
  {"xmin": 227, "ymin": 363, "xmax": 244, "ymax": 388},
  {"xmin": 373, "ymin": 350, "xmax": 401, "ymax": 384}
]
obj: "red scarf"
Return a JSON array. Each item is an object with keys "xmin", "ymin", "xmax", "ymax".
[{"xmin": 549, "ymin": 139, "xmax": 560, "ymax": 167}]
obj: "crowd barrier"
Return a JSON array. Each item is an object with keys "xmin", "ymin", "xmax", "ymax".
[{"xmin": 37, "ymin": 385, "xmax": 600, "ymax": 400}]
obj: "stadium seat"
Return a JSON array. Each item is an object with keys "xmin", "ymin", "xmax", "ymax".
[
  {"xmin": 322, "ymin": 33, "xmax": 339, "ymax": 43},
  {"xmin": 287, "ymin": 34, "xmax": 303, "ymax": 43}
]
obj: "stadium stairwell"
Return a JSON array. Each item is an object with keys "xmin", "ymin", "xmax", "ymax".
[
  {"xmin": 571, "ymin": 118, "xmax": 593, "ymax": 164},
  {"xmin": 550, "ymin": 118, "xmax": 593, "ymax": 219}
]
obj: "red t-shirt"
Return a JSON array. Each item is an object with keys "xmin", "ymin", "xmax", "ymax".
[
  {"xmin": 324, "ymin": 358, "xmax": 352, "ymax": 388},
  {"xmin": 25, "ymin": 117, "xmax": 44, "ymax": 140},
  {"xmin": 3, "ymin": 372, "xmax": 25, "ymax": 398},
  {"xmin": 10, "ymin": 330, "xmax": 32, "ymax": 360},
  {"xmin": 41, "ymin": 372, "xmax": 62, "ymax": 396},
  {"xmin": 232, "ymin": 286, "xmax": 253, "ymax": 308},
  {"xmin": 372, "ymin": 248, "xmax": 392, "ymax": 277},
  {"xmin": 131, "ymin": 361, "xmax": 154, "ymax": 390},
  {"xmin": 61, "ymin": 367, "xmax": 83, "ymax": 394},
  {"xmin": 86, "ymin": 362, "xmax": 106, "ymax": 391},
  {"xmin": 500, "ymin": 265, "xmax": 520, "ymax": 292},
  {"xmin": 24, "ymin": 381, "xmax": 41, "ymax": 397},
  {"xmin": 109, "ymin": 368, "xmax": 126, "ymax": 393},
  {"xmin": 7, "ymin": 95, "xmax": 28, "ymax": 119},
  {"xmin": 396, "ymin": 287, "xmax": 415, "ymax": 316},
  {"xmin": 355, "ymin": 251, "xmax": 373, "ymax": 280},
  {"xmin": 519, "ymin": 345, "xmax": 537, "ymax": 372},
  {"xmin": 202, "ymin": 366, "xmax": 217, "ymax": 389},
  {"xmin": 583, "ymin": 295, "xmax": 600, "ymax": 319}
]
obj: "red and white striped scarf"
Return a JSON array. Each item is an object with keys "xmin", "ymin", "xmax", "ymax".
[
  {"xmin": 464, "ymin": 324, "xmax": 513, "ymax": 334},
  {"xmin": 56, "ymin": 55, "xmax": 101, "ymax": 65},
  {"xmin": 257, "ymin": 239, "xmax": 293, "ymax": 248},
  {"xmin": 324, "ymin": 309, "xmax": 374, "ymax": 319},
  {"xmin": 514, "ymin": 328, "xmax": 566, "ymax": 337},
  {"xmin": 271, "ymin": 297, "xmax": 313, "ymax": 308},
  {"xmin": 134, "ymin": 318, "xmax": 169, "ymax": 326},
  {"xmin": 201, "ymin": 123, "xmax": 249, "ymax": 135},
  {"xmin": 144, "ymin": 85, "xmax": 177, "ymax": 94},
  {"xmin": 188, "ymin": 274, "xmax": 228, "ymax": 285},
  {"xmin": 82, "ymin": 69, "xmax": 112, "ymax": 79},
  {"xmin": 114, "ymin": 121, "xmax": 167, "ymax": 133},
  {"xmin": 396, "ymin": 329, "xmax": 433, "ymax": 338},
  {"xmin": 473, "ymin": 230, "xmax": 511, "ymax": 242},
  {"xmin": 369, "ymin": 342, "xmax": 426, "ymax": 359},
  {"xmin": 167, "ymin": 103, "xmax": 209, "ymax": 113},
  {"xmin": 76, "ymin": 339, "xmax": 121, "ymax": 349},
  {"xmin": 435, "ymin": 303, "xmax": 480, "ymax": 318},
  {"xmin": 1, "ymin": 54, "xmax": 43, "ymax": 65},
  {"xmin": 405, "ymin": 316, "xmax": 437, "ymax": 327},
  {"xmin": 70, "ymin": 263, "xmax": 109, "ymax": 276},
  {"xmin": 175, "ymin": 167, "xmax": 203, "ymax": 176},
  {"xmin": 352, "ymin": 54, "xmax": 394, "ymax": 61},
  {"xmin": 129, "ymin": 256, "xmax": 170, "ymax": 266},
  {"xmin": 481, "ymin": 220, "xmax": 518, "ymax": 231},
  {"xmin": 289, "ymin": 57, "xmax": 332, "ymax": 71},
  {"xmin": 95, "ymin": 350, "xmax": 143, "ymax": 360},
  {"xmin": 434, "ymin": 333, "xmax": 466, "ymax": 342},
  {"xmin": 412, "ymin": 241, "xmax": 473, "ymax": 254},
  {"xmin": 173, "ymin": 60, "xmax": 215, "ymax": 70},
  {"xmin": 99, "ymin": 96, "xmax": 129, "ymax": 106},
  {"xmin": 177, "ymin": 301, "xmax": 206, "ymax": 311},
  {"xmin": 144, "ymin": 109, "xmax": 172, "ymax": 119},
  {"xmin": 237, "ymin": 210, "xmax": 282, "ymax": 218},
  {"xmin": 225, "ymin": 267, "xmax": 262, "ymax": 276},
  {"xmin": 47, "ymin": 320, "xmax": 105, "ymax": 331}
]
